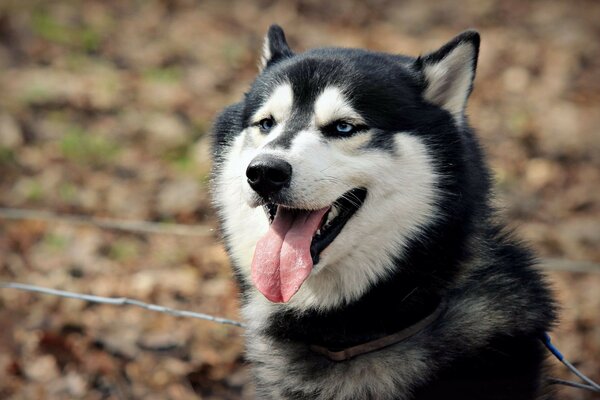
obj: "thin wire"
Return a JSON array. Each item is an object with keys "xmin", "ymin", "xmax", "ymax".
[
  {"xmin": 1, "ymin": 283, "xmax": 598, "ymax": 393},
  {"xmin": 0, "ymin": 282, "xmax": 245, "ymax": 328},
  {"xmin": 0, "ymin": 207, "xmax": 214, "ymax": 237},
  {"xmin": 548, "ymin": 378, "xmax": 597, "ymax": 391},
  {"xmin": 562, "ymin": 359, "xmax": 600, "ymax": 391},
  {"xmin": 542, "ymin": 333, "xmax": 600, "ymax": 393}
]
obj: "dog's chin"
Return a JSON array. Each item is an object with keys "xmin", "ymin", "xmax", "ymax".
[{"xmin": 261, "ymin": 188, "xmax": 368, "ymax": 264}]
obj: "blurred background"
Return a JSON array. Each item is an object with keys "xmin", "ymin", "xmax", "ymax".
[{"xmin": 0, "ymin": 0, "xmax": 598, "ymax": 399}]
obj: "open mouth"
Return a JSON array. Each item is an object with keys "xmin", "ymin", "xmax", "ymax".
[
  {"xmin": 251, "ymin": 188, "xmax": 367, "ymax": 303},
  {"xmin": 263, "ymin": 188, "xmax": 368, "ymax": 264}
]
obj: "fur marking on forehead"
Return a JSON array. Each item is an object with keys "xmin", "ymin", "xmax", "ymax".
[
  {"xmin": 252, "ymin": 83, "xmax": 294, "ymax": 123},
  {"xmin": 314, "ymin": 87, "xmax": 364, "ymax": 126}
]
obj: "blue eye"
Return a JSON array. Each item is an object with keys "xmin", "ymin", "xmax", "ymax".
[
  {"xmin": 322, "ymin": 120, "xmax": 367, "ymax": 137},
  {"xmin": 258, "ymin": 117, "xmax": 275, "ymax": 133},
  {"xmin": 336, "ymin": 122, "xmax": 354, "ymax": 134}
]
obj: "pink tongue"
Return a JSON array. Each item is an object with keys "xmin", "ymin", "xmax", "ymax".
[{"xmin": 251, "ymin": 207, "xmax": 329, "ymax": 303}]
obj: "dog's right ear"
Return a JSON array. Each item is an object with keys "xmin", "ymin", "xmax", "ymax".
[
  {"xmin": 414, "ymin": 31, "xmax": 480, "ymax": 122},
  {"xmin": 259, "ymin": 25, "xmax": 294, "ymax": 71}
]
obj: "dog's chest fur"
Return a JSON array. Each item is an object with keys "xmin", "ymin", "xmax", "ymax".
[{"xmin": 243, "ymin": 245, "xmax": 553, "ymax": 400}]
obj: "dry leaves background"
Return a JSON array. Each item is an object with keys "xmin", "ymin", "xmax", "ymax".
[{"xmin": 0, "ymin": 0, "xmax": 599, "ymax": 399}]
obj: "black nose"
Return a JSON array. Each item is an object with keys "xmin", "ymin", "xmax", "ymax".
[{"xmin": 246, "ymin": 155, "xmax": 292, "ymax": 198}]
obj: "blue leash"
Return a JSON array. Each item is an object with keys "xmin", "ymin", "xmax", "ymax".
[{"xmin": 541, "ymin": 333, "xmax": 600, "ymax": 393}]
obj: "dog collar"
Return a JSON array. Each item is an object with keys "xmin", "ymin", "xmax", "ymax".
[{"xmin": 309, "ymin": 301, "xmax": 445, "ymax": 362}]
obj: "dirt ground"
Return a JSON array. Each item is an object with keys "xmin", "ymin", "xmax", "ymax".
[{"xmin": 0, "ymin": 1, "xmax": 599, "ymax": 399}]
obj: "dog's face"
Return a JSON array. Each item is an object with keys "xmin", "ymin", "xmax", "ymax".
[{"xmin": 212, "ymin": 26, "xmax": 480, "ymax": 310}]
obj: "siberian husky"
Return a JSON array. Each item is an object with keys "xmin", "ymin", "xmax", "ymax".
[{"xmin": 211, "ymin": 25, "xmax": 556, "ymax": 400}]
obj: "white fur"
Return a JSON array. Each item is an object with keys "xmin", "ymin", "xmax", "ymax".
[
  {"xmin": 214, "ymin": 132, "xmax": 270, "ymax": 289},
  {"xmin": 314, "ymin": 87, "xmax": 365, "ymax": 126},
  {"xmin": 281, "ymin": 131, "xmax": 440, "ymax": 311},
  {"xmin": 213, "ymin": 84, "xmax": 294, "ymax": 285},
  {"xmin": 259, "ymin": 35, "xmax": 272, "ymax": 71},
  {"xmin": 246, "ymin": 329, "xmax": 431, "ymax": 400},
  {"xmin": 423, "ymin": 42, "xmax": 475, "ymax": 121},
  {"xmin": 252, "ymin": 83, "xmax": 294, "ymax": 124}
]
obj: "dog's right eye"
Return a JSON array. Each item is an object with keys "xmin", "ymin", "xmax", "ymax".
[{"xmin": 257, "ymin": 117, "xmax": 276, "ymax": 133}]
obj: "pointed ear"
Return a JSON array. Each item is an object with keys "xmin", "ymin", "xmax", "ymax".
[
  {"xmin": 259, "ymin": 25, "xmax": 294, "ymax": 71},
  {"xmin": 415, "ymin": 30, "xmax": 480, "ymax": 120}
]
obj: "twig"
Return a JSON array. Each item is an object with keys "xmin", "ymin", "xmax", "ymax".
[
  {"xmin": 540, "ymin": 258, "xmax": 600, "ymax": 274},
  {"xmin": 0, "ymin": 207, "xmax": 214, "ymax": 237},
  {"xmin": 0, "ymin": 282, "xmax": 245, "ymax": 328}
]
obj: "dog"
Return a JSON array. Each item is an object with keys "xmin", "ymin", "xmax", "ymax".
[{"xmin": 211, "ymin": 25, "xmax": 556, "ymax": 400}]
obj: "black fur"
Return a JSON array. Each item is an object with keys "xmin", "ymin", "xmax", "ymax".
[
  {"xmin": 211, "ymin": 26, "xmax": 556, "ymax": 400},
  {"xmin": 263, "ymin": 24, "xmax": 294, "ymax": 69}
]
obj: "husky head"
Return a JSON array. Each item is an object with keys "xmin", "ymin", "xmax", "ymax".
[{"xmin": 212, "ymin": 26, "xmax": 483, "ymax": 311}]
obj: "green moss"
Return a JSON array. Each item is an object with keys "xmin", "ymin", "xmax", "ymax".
[
  {"xmin": 142, "ymin": 67, "xmax": 182, "ymax": 83},
  {"xmin": 23, "ymin": 179, "xmax": 44, "ymax": 202},
  {"xmin": 21, "ymin": 85, "xmax": 51, "ymax": 104},
  {"xmin": 80, "ymin": 27, "xmax": 101, "ymax": 52},
  {"xmin": 32, "ymin": 9, "xmax": 102, "ymax": 52},
  {"xmin": 32, "ymin": 11, "xmax": 71, "ymax": 46},
  {"xmin": 507, "ymin": 111, "xmax": 530, "ymax": 137},
  {"xmin": 0, "ymin": 147, "xmax": 16, "ymax": 166},
  {"xmin": 43, "ymin": 232, "xmax": 68, "ymax": 251},
  {"xmin": 198, "ymin": 173, "xmax": 211, "ymax": 185},
  {"xmin": 58, "ymin": 182, "xmax": 78, "ymax": 203},
  {"xmin": 107, "ymin": 240, "xmax": 140, "ymax": 262},
  {"xmin": 160, "ymin": 143, "xmax": 193, "ymax": 172},
  {"xmin": 60, "ymin": 128, "xmax": 120, "ymax": 167},
  {"xmin": 222, "ymin": 40, "xmax": 245, "ymax": 67}
]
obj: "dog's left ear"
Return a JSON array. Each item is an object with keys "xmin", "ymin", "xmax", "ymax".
[
  {"xmin": 259, "ymin": 25, "xmax": 294, "ymax": 71},
  {"xmin": 414, "ymin": 31, "xmax": 480, "ymax": 120}
]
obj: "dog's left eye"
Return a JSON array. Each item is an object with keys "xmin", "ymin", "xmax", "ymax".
[
  {"xmin": 322, "ymin": 121, "xmax": 365, "ymax": 137},
  {"xmin": 336, "ymin": 122, "xmax": 354, "ymax": 134}
]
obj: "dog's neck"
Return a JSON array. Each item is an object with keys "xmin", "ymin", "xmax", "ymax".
[
  {"xmin": 309, "ymin": 299, "xmax": 446, "ymax": 361},
  {"xmin": 263, "ymin": 271, "xmax": 446, "ymax": 350}
]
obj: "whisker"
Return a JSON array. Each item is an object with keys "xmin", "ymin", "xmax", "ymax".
[{"xmin": 337, "ymin": 193, "xmax": 362, "ymax": 209}]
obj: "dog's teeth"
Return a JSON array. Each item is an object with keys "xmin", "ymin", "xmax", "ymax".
[
  {"xmin": 325, "ymin": 205, "xmax": 339, "ymax": 226},
  {"xmin": 316, "ymin": 229, "xmax": 321, "ymax": 236}
]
